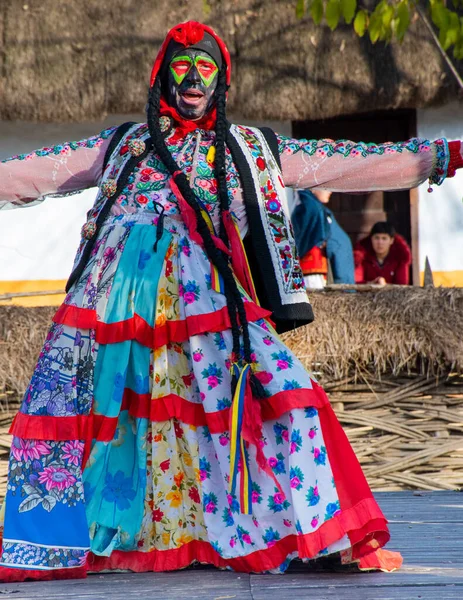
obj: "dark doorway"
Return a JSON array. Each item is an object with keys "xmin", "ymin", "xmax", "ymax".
[{"xmin": 292, "ymin": 110, "xmax": 417, "ymax": 247}]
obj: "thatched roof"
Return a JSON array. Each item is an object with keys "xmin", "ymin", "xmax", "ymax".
[
  {"xmin": 1, "ymin": 0, "xmax": 462, "ymax": 123},
  {"xmin": 1, "ymin": 287, "xmax": 462, "ymax": 398}
]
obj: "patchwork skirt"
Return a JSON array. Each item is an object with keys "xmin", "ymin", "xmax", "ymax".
[{"xmin": 0, "ymin": 213, "xmax": 400, "ymax": 581}]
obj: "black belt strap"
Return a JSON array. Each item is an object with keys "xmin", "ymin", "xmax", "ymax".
[
  {"xmin": 258, "ymin": 127, "xmax": 282, "ymax": 171},
  {"xmin": 102, "ymin": 121, "xmax": 136, "ymax": 174}
]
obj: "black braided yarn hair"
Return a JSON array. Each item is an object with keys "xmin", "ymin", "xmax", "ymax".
[{"xmin": 147, "ymin": 65, "xmax": 265, "ymax": 398}]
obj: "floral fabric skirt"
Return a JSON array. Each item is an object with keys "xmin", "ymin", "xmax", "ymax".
[{"xmin": 0, "ymin": 213, "xmax": 400, "ymax": 581}]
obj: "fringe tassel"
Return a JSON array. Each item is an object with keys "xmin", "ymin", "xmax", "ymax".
[
  {"xmin": 228, "ymin": 363, "xmax": 252, "ymax": 514},
  {"xmin": 228, "ymin": 362, "xmax": 285, "ymax": 514}
]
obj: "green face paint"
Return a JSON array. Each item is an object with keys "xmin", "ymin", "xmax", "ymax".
[
  {"xmin": 167, "ymin": 49, "xmax": 220, "ymax": 120},
  {"xmin": 169, "ymin": 55, "xmax": 218, "ymax": 87}
]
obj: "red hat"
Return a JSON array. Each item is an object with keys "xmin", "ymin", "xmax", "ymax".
[{"xmin": 150, "ymin": 21, "xmax": 231, "ymax": 88}]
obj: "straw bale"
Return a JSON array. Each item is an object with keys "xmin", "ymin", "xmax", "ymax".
[
  {"xmin": 1, "ymin": 0, "xmax": 462, "ymax": 123},
  {"xmin": 0, "ymin": 305, "xmax": 55, "ymax": 398},
  {"xmin": 282, "ymin": 286, "xmax": 463, "ymax": 382},
  {"xmin": 1, "ymin": 288, "xmax": 463, "ymax": 495}
]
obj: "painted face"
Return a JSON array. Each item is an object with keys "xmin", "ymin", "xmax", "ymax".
[{"xmin": 167, "ymin": 49, "xmax": 219, "ymax": 120}]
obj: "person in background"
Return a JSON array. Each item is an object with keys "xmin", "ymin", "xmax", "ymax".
[
  {"xmin": 354, "ymin": 221, "xmax": 412, "ymax": 285},
  {"xmin": 291, "ymin": 189, "xmax": 355, "ymax": 288}
]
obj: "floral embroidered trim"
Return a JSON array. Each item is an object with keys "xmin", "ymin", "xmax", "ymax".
[
  {"xmin": 1, "ymin": 127, "xmax": 117, "ymax": 163},
  {"xmin": 237, "ymin": 127, "xmax": 305, "ymax": 294},
  {"xmin": 0, "ymin": 540, "xmax": 88, "ymax": 570},
  {"xmin": 429, "ymin": 138, "xmax": 449, "ymax": 186},
  {"xmin": 278, "ymin": 135, "xmax": 435, "ymax": 160}
]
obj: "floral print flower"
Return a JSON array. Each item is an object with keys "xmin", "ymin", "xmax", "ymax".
[
  {"xmin": 61, "ymin": 441, "xmax": 84, "ymax": 466},
  {"xmin": 102, "ymin": 471, "xmax": 136, "ymax": 510},
  {"xmin": 290, "ymin": 466, "xmax": 304, "ymax": 491},
  {"xmin": 201, "ymin": 363, "xmax": 223, "ymax": 390},
  {"xmin": 268, "ymin": 452, "xmax": 286, "ymax": 475},
  {"xmin": 213, "ymin": 333, "xmax": 226, "ymax": 351},
  {"xmin": 179, "ymin": 236, "xmax": 191, "ymax": 257},
  {"xmin": 251, "ymin": 482, "xmax": 262, "ymax": 504},
  {"xmin": 227, "ymin": 493, "xmax": 240, "ymax": 514},
  {"xmin": 199, "ymin": 457, "xmax": 211, "ymax": 481},
  {"xmin": 38, "ymin": 466, "xmax": 76, "ymax": 493},
  {"xmin": 192, "ymin": 349, "xmax": 204, "ymax": 362},
  {"xmin": 271, "ymin": 350, "xmax": 293, "ymax": 371},
  {"xmin": 11, "ymin": 439, "xmax": 51, "ymax": 463},
  {"xmin": 216, "ymin": 397, "xmax": 232, "ymax": 411},
  {"xmin": 203, "ymin": 492, "xmax": 218, "ymax": 514},
  {"xmin": 159, "ymin": 459, "xmax": 170, "ymax": 472},
  {"xmin": 237, "ymin": 525, "xmax": 253, "ymax": 546},
  {"xmin": 305, "ymin": 407, "xmax": 318, "ymax": 418},
  {"xmin": 222, "ymin": 507, "xmax": 234, "ymax": 527},
  {"xmin": 166, "ymin": 490, "xmax": 182, "ymax": 508},
  {"xmin": 290, "ymin": 429, "xmax": 303, "ymax": 454},
  {"xmin": 266, "ymin": 199, "xmax": 281, "ymax": 213},
  {"xmin": 182, "ymin": 280, "xmax": 200, "ymax": 304},
  {"xmin": 174, "ymin": 422, "xmax": 184, "ymax": 438},
  {"xmin": 262, "ymin": 527, "xmax": 280, "ymax": 547},
  {"xmin": 267, "ymin": 489, "xmax": 290, "ymax": 513},
  {"xmin": 188, "ymin": 486, "xmax": 200, "ymax": 504},
  {"xmin": 273, "ymin": 423, "xmax": 289, "ymax": 445},
  {"xmin": 324, "ymin": 501, "xmax": 341, "ymax": 521},
  {"xmin": 312, "ymin": 445, "xmax": 327, "ymax": 466},
  {"xmin": 174, "ymin": 472, "xmax": 184, "ymax": 488},
  {"xmin": 176, "ymin": 533, "xmax": 193, "ymax": 547},
  {"xmin": 152, "ymin": 508, "xmax": 164, "ymax": 522},
  {"xmin": 283, "ymin": 379, "xmax": 302, "ymax": 390},
  {"xmin": 306, "ymin": 485, "xmax": 320, "ymax": 507}
]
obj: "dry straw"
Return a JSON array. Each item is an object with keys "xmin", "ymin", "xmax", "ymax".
[
  {"xmin": 1, "ymin": 287, "xmax": 463, "ymax": 494},
  {"xmin": 282, "ymin": 286, "xmax": 463, "ymax": 382},
  {"xmin": 1, "ymin": 0, "xmax": 461, "ymax": 123},
  {"xmin": 1, "ymin": 287, "xmax": 462, "ymax": 396}
]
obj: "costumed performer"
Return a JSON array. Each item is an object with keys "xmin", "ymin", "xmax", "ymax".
[{"xmin": 0, "ymin": 20, "xmax": 462, "ymax": 581}]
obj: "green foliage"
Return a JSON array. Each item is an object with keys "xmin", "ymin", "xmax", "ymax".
[{"xmin": 295, "ymin": 0, "xmax": 463, "ymax": 59}]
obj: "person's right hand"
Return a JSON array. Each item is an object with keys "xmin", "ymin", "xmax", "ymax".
[{"xmin": 372, "ymin": 276, "xmax": 387, "ymax": 286}]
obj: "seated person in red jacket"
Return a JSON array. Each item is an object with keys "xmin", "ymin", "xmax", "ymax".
[{"xmin": 354, "ymin": 222, "xmax": 412, "ymax": 285}]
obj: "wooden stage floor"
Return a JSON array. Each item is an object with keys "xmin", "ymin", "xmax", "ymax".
[{"xmin": 0, "ymin": 491, "xmax": 462, "ymax": 600}]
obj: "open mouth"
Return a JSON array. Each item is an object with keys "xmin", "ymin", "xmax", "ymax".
[{"xmin": 180, "ymin": 89, "xmax": 205, "ymax": 106}]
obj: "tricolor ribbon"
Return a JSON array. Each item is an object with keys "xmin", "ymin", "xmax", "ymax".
[
  {"xmin": 211, "ymin": 263, "xmax": 226, "ymax": 294},
  {"xmin": 229, "ymin": 362, "xmax": 253, "ymax": 515},
  {"xmin": 228, "ymin": 361, "xmax": 286, "ymax": 514}
]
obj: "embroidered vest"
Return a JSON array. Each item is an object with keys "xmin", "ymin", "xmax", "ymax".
[{"xmin": 67, "ymin": 122, "xmax": 313, "ymax": 332}]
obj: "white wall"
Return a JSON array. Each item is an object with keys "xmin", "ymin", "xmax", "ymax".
[
  {"xmin": 417, "ymin": 103, "xmax": 463, "ymax": 284},
  {"xmin": 0, "ymin": 116, "xmax": 147, "ymax": 301}
]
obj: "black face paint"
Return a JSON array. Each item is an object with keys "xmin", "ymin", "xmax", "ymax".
[{"xmin": 166, "ymin": 49, "xmax": 219, "ymax": 121}]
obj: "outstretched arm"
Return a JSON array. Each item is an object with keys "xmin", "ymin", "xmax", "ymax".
[
  {"xmin": 0, "ymin": 127, "xmax": 116, "ymax": 210},
  {"xmin": 278, "ymin": 135, "xmax": 462, "ymax": 192}
]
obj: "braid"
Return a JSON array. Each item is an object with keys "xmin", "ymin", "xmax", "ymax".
[
  {"xmin": 147, "ymin": 75, "xmax": 264, "ymax": 397},
  {"xmin": 147, "ymin": 79, "xmax": 241, "ymax": 358},
  {"xmin": 214, "ymin": 68, "xmax": 230, "ymax": 243},
  {"xmin": 214, "ymin": 68, "xmax": 258, "ymax": 371}
]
